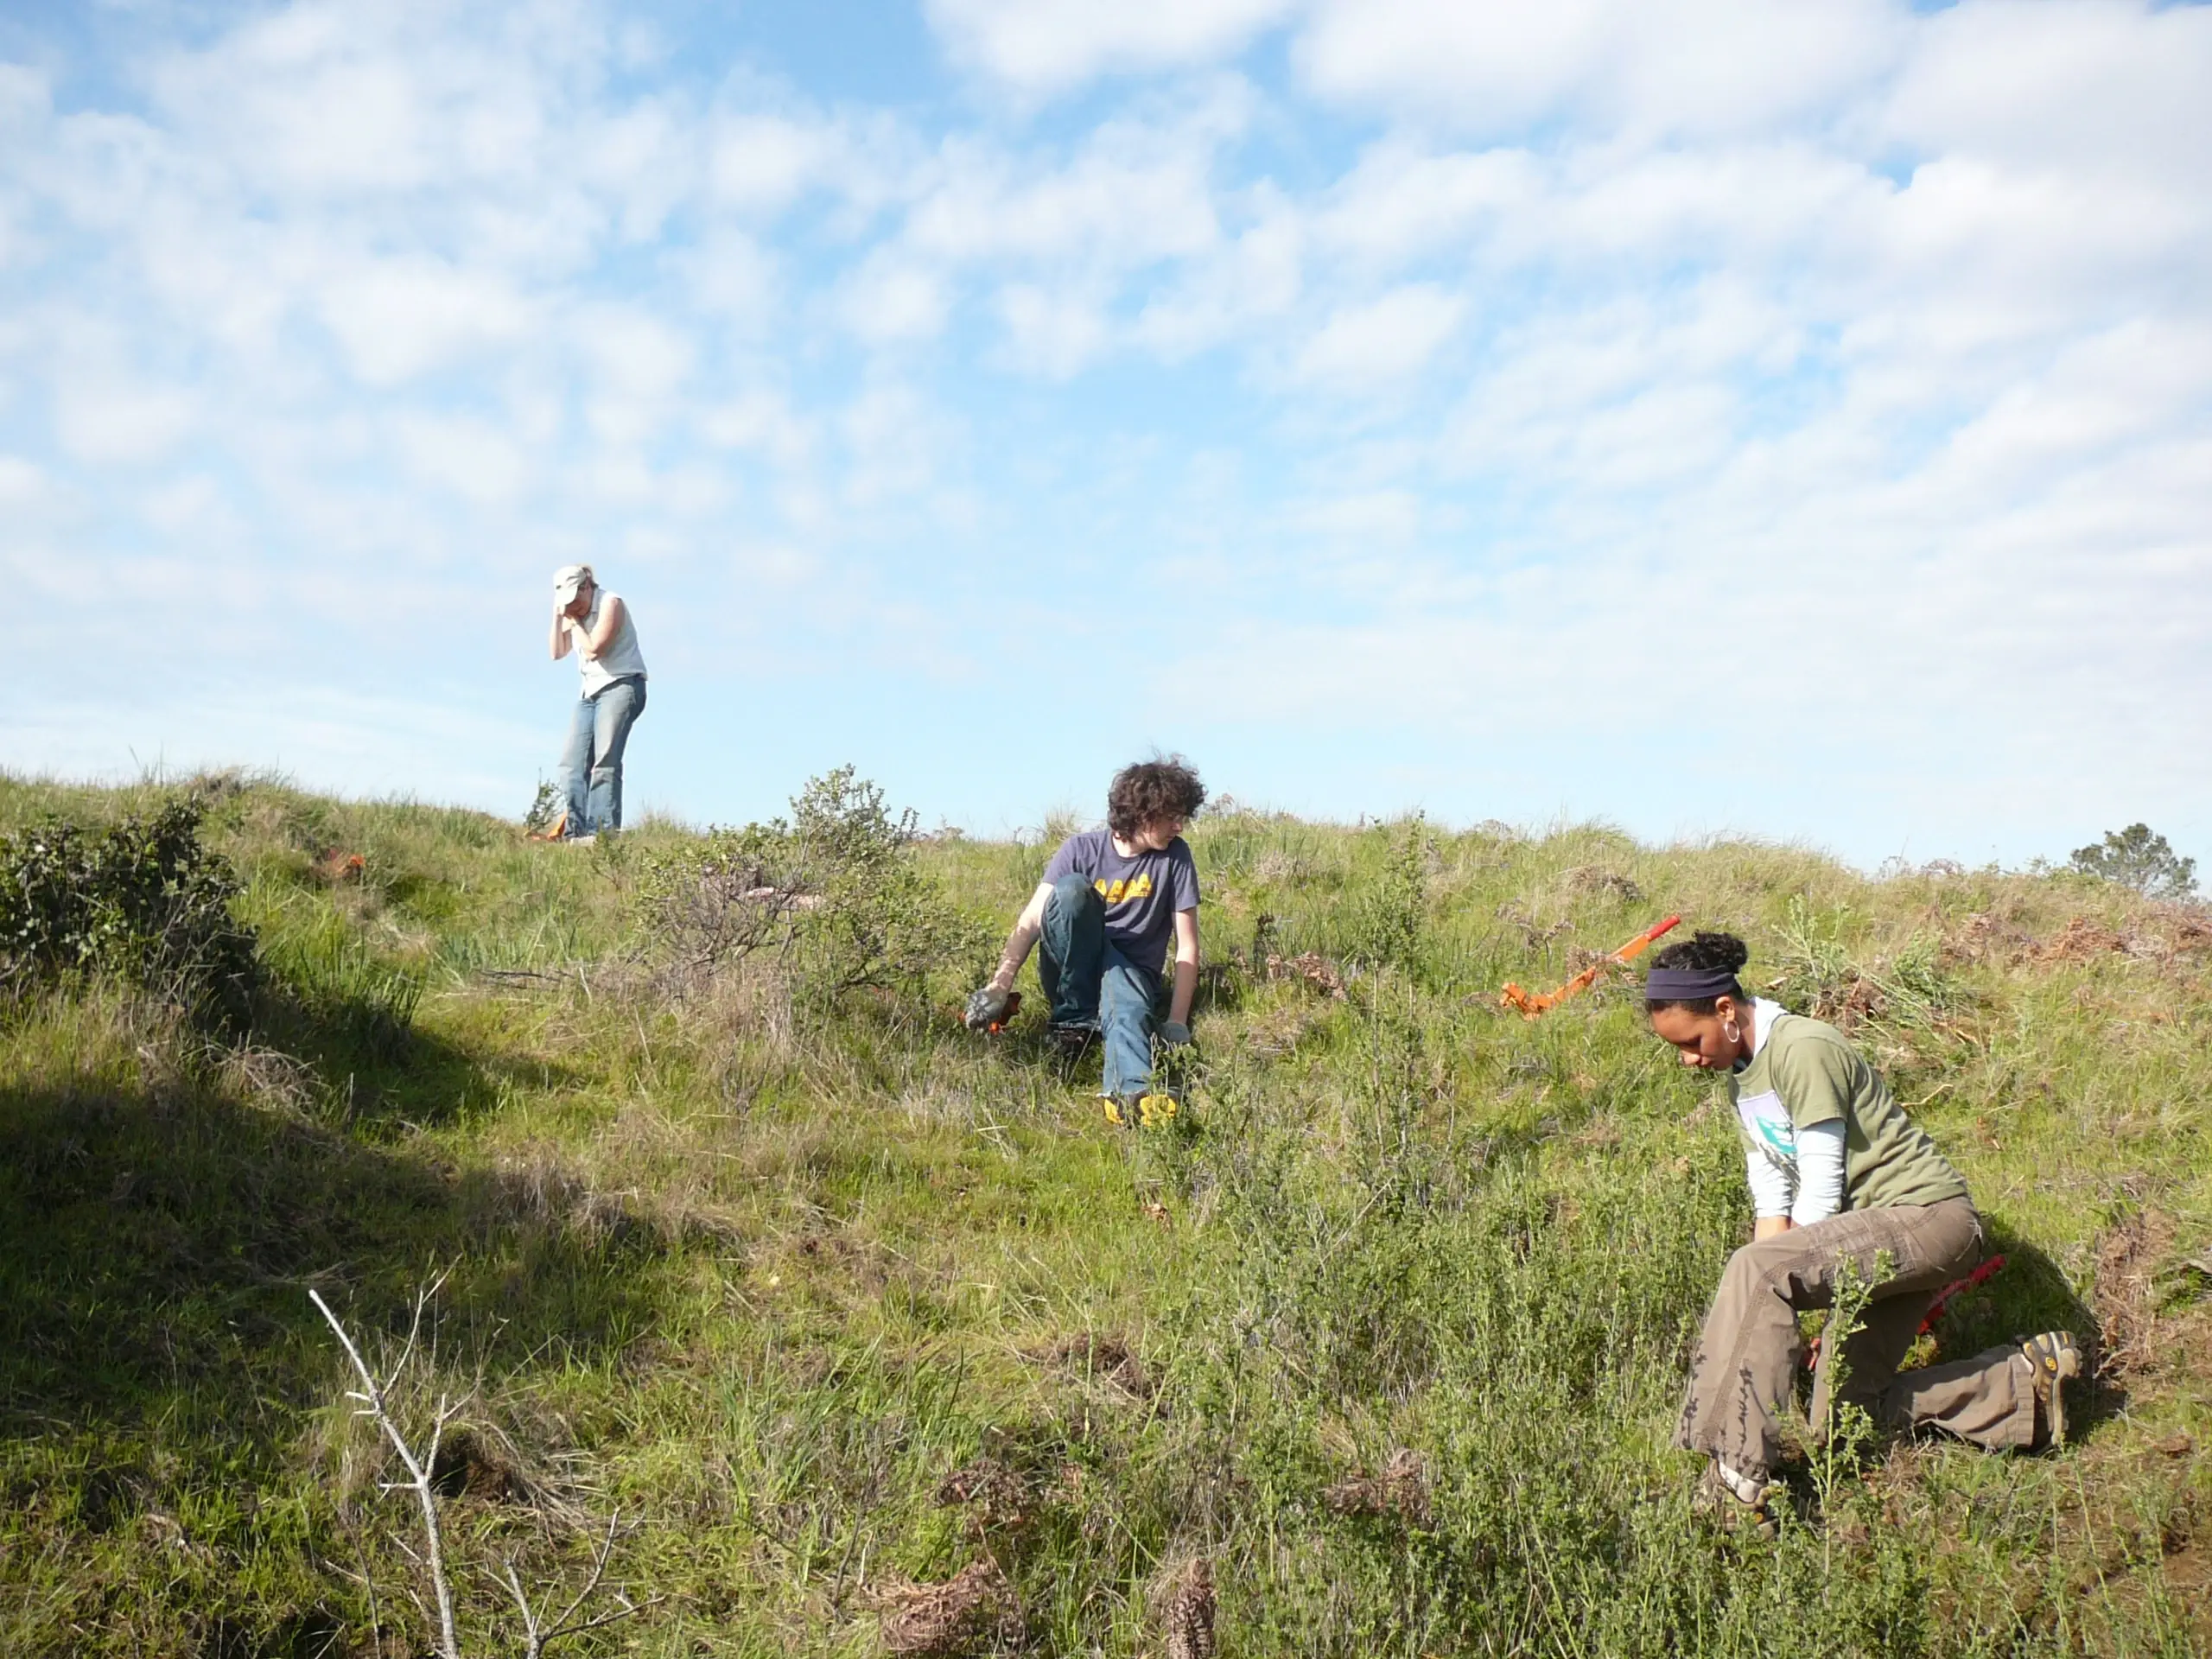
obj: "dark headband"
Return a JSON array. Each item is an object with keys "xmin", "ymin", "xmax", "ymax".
[{"xmin": 1644, "ymin": 966, "xmax": 1742, "ymax": 1003}]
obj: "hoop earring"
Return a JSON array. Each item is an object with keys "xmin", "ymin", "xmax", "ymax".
[{"xmin": 1722, "ymin": 1020, "xmax": 1741, "ymax": 1044}]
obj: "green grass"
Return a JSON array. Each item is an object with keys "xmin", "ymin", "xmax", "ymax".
[{"xmin": 2, "ymin": 773, "xmax": 2208, "ymax": 1656}]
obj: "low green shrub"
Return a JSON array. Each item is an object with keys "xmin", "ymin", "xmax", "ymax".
[
  {"xmin": 637, "ymin": 766, "xmax": 992, "ymax": 1005},
  {"xmin": 0, "ymin": 798, "xmax": 257, "ymax": 1025},
  {"xmin": 1344, "ymin": 817, "xmax": 1430, "ymax": 975}
]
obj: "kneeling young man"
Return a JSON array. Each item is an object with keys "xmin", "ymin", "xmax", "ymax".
[{"xmin": 968, "ymin": 758, "xmax": 1205, "ymax": 1118}]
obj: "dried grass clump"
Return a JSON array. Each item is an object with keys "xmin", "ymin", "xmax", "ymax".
[
  {"xmin": 1037, "ymin": 1332, "xmax": 1153, "ymax": 1401},
  {"xmin": 936, "ymin": 1457, "xmax": 1034, "ymax": 1534},
  {"xmin": 1564, "ymin": 865, "xmax": 1644, "ymax": 904},
  {"xmin": 2094, "ymin": 1208, "xmax": 2176, "ymax": 1377},
  {"xmin": 1495, "ymin": 899, "xmax": 1573, "ymax": 950},
  {"xmin": 1942, "ymin": 912, "xmax": 2033, "ymax": 967},
  {"xmin": 1260, "ymin": 950, "xmax": 1346, "ymax": 1000},
  {"xmin": 1157, "ymin": 1557, "xmax": 1216, "ymax": 1659},
  {"xmin": 220, "ymin": 1042, "xmax": 318, "ymax": 1115},
  {"xmin": 2035, "ymin": 917, "xmax": 2130, "ymax": 964},
  {"xmin": 311, "ymin": 847, "xmax": 367, "ymax": 886},
  {"xmin": 1321, "ymin": 1446, "xmax": 1432, "ymax": 1526},
  {"xmin": 874, "ymin": 1560, "xmax": 1021, "ymax": 1656}
]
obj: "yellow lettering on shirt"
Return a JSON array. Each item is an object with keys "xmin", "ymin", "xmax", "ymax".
[{"xmin": 1092, "ymin": 874, "xmax": 1154, "ymax": 906}]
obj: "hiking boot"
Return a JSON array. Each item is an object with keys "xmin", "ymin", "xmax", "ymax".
[
  {"xmin": 2021, "ymin": 1332, "xmax": 2082, "ymax": 1446},
  {"xmin": 1102, "ymin": 1093, "xmax": 1138, "ymax": 1128},
  {"xmin": 1693, "ymin": 1459, "xmax": 1780, "ymax": 1541},
  {"xmin": 1048, "ymin": 1021, "xmax": 1096, "ymax": 1058}
]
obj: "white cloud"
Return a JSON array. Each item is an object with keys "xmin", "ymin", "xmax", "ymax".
[
  {"xmin": 392, "ymin": 410, "xmax": 531, "ymax": 505},
  {"xmin": 925, "ymin": 0, "xmax": 1294, "ymax": 94},
  {"xmin": 995, "ymin": 283, "xmax": 1111, "ymax": 378},
  {"xmin": 1295, "ymin": 0, "xmax": 1904, "ymax": 139},
  {"xmin": 5, "ymin": 0, "xmax": 2211, "ymax": 864},
  {"xmin": 54, "ymin": 374, "xmax": 196, "ymax": 464},
  {"xmin": 702, "ymin": 390, "xmax": 816, "ymax": 469},
  {"xmin": 709, "ymin": 112, "xmax": 834, "ymax": 214},
  {"xmin": 903, "ymin": 114, "xmax": 1230, "ymax": 271},
  {"xmin": 1311, "ymin": 143, "xmax": 1536, "ymax": 269},
  {"xmin": 1878, "ymin": 1, "xmax": 2212, "ymax": 186},
  {"xmin": 0, "ymin": 454, "xmax": 47, "ymax": 507},
  {"xmin": 315, "ymin": 258, "xmax": 534, "ymax": 386},
  {"xmin": 1132, "ymin": 184, "xmax": 1302, "ymax": 358},
  {"xmin": 1293, "ymin": 284, "xmax": 1465, "ymax": 389},
  {"xmin": 140, "ymin": 0, "xmax": 583, "ymax": 197},
  {"xmin": 838, "ymin": 252, "xmax": 950, "ymax": 344}
]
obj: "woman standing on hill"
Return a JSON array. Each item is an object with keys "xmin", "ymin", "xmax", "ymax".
[
  {"xmin": 548, "ymin": 563, "xmax": 647, "ymax": 842},
  {"xmin": 1645, "ymin": 931, "xmax": 2080, "ymax": 1533}
]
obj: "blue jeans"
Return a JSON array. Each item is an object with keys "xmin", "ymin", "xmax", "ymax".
[
  {"xmin": 1037, "ymin": 874, "xmax": 1159, "ymax": 1097},
  {"xmin": 557, "ymin": 677, "xmax": 646, "ymax": 836}
]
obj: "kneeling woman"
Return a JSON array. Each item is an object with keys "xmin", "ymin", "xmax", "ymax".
[{"xmin": 1646, "ymin": 931, "xmax": 2078, "ymax": 1528}]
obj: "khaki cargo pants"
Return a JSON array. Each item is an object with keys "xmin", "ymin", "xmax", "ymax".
[{"xmin": 1675, "ymin": 1196, "xmax": 2039, "ymax": 1479}]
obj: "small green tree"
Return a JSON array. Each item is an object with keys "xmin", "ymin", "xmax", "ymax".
[
  {"xmin": 2069, "ymin": 823, "xmax": 2197, "ymax": 899},
  {"xmin": 786, "ymin": 766, "xmax": 992, "ymax": 999},
  {"xmin": 1344, "ymin": 816, "xmax": 1429, "ymax": 974}
]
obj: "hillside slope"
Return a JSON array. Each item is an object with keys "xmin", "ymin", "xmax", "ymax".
[{"xmin": 2, "ymin": 773, "xmax": 2207, "ymax": 1656}]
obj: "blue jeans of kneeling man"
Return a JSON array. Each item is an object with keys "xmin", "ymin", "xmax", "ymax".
[{"xmin": 1037, "ymin": 873, "xmax": 1159, "ymax": 1098}]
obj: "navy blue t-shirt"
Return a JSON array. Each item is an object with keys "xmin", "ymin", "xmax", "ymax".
[{"xmin": 1043, "ymin": 829, "xmax": 1200, "ymax": 982}]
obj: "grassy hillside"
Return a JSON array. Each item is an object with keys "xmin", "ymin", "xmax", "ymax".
[{"xmin": 1, "ymin": 771, "xmax": 2207, "ymax": 1657}]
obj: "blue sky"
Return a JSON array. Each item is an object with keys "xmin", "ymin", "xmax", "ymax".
[{"xmin": 5, "ymin": 0, "xmax": 2209, "ymax": 871}]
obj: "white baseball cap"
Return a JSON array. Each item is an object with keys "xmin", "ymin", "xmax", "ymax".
[{"xmin": 552, "ymin": 563, "xmax": 593, "ymax": 603}]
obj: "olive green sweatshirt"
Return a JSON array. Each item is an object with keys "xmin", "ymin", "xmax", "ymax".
[{"xmin": 1727, "ymin": 1012, "xmax": 1968, "ymax": 1212}]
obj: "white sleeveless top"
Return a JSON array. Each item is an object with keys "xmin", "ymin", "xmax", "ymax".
[{"xmin": 572, "ymin": 588, "xmax": 647, "ymax": 696}]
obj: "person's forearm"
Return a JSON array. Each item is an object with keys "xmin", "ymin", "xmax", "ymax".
[
  {"xmin": 1166, "ymin": 950, "xmax": 1198, "ymax": 1027},
  {"xmin": 988, "ymin": 922, "xmax": 1039, "ymax": 991},
  {"xmin": 550, "ymin": 616, "xmax": 571, "ymax": 659}
]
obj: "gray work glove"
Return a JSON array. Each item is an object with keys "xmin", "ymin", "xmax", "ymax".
[
  {"xmin": 1157, "ymin": 1020, "xmax": 1192, "ymax": 1047},
  {"xmin": 964, "ymin": 986, "xmax": 1013, "ymax": 1032}
]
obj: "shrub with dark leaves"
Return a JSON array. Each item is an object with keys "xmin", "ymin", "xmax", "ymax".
[{"xmin": 0, "ymin": 798, "xmax": 258, "ymax": 1024}]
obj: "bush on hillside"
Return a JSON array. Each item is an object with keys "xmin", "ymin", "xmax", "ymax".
[
  {"xmin": 0, "ymin": 798, "xmax": 258, "ymax": 1025},
  {"xmin": 1344, "ymin": 816, "xmax": 1430, "ymax": 973},
  {"xmin": 2069, "ymin": 823, "xmax": 2197, "ymax": 899},
  {"xmin": 638, "ymin": 766, "xmax": 991, "ymax": 1003}
]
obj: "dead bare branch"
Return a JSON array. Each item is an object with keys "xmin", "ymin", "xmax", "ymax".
[{"xmin": 311, "ymin": 1287, "xmax": 462, "ymax": 1659}]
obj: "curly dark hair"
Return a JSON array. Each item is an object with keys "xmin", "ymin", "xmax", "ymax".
[
  {"xmin": 1106, "ymin": 755, "xmax": 1206, "ymax": 841},
  {"xmin": 1644, "ymin": 930, "xmax": 1750, "ymax": 1014}
]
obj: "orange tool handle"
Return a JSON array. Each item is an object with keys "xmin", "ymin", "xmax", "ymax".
[{"xmin": 1499, "ymin": 914, "xmax": 1682, "ymax": 1020}]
